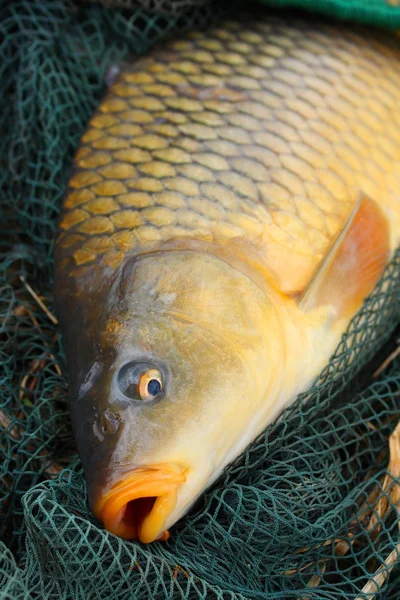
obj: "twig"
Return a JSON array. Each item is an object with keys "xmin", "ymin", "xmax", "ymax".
[
  {"xmin": 296, "ymin": 420, "xmax": 400, "ymax": 597},
  {"xmin": 0, "ymin": 409, "xmax": 20, "ymax": 439},
  {"xmin": 333, "ymin": 538, "xmax": 352, "ymax": 557},
  {"xmin": 294, "ymin": 539, "xmax": 334, "ymax": 555},
  {"xmin": 19, "ymin": 302, "xmax": 62, "ymax": 377},
  {"xmin": 285, "ymin": 561, "xmax": 320, "ymax": 576},
  {"xmin": 306, "ymin": 563, "xmax": 327, "ymax": 589},
  {"xmin": 295, "ymin": 560, "xmax": 327, "ymax": 598},
  {"xmin": 19, "ymin": 358, "xmax": 42, "ymax": 401},
  {"xmin": 366, "ymin": 421, "xmax": 378, "ymax": 432},
  {"xmin": 373, "ymin": 342, "xmax": 400, "ymax": 378},
  {"xmin": 367, "ymin": 421, "xmax": 400, "ymax": 535},
  {"xmin": 36, "ymin": 449, "xmax": 63, "ymax": 478},
  {"xmin": 19, "ymin": 274, "xmax": 58, "ymax": 325},
  {"xmin": 354, "ymin": 421, "xmax": 400, "ymax": 598},
  {"xmin": 354, "ymin": 545, "xmax": 400, "ymax": 600},
  {"xmin": 173, "ymin": 565, "xmax": 190, "ymax": 579}
]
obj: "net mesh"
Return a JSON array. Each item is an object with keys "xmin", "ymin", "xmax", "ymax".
[
  {"xmin": 1, "ymin": 1, "xmax": 400, "ymax": 598},
  {"xmin": 85, "ymin": 0, "xmax": 211, "ymax": 16}
]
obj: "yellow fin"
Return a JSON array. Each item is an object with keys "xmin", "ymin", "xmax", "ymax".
[{"xmin": 299, "ymin": 195, "xmax": 390, "ymax": 318}]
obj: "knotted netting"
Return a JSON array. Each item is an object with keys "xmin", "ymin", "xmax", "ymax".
[{"xmin": 1, "ymin": 1, "xmax": 400, "ymax": 598}]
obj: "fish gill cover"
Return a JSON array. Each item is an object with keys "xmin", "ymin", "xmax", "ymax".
[{"xmin": 1, "ymin": 0, "xmax": 400, "ymax": 599}]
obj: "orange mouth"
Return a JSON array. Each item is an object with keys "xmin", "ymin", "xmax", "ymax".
[{"xmin": 94, "ymin": 463, "xmax": 186, "ymax": 543}]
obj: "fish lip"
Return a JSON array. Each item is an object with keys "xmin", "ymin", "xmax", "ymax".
[{"xmin": 93, "ymin": 463, "xmax": 187, "ymax": 543}]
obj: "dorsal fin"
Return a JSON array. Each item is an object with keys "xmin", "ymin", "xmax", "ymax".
[{"xmin": 299, "ymin": 195, "xmax": 390, "ymax": 318}]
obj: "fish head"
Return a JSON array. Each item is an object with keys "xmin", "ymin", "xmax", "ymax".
[{"xmin": 69, "ymin": 251, "xmax": 286, "ymax": 543}]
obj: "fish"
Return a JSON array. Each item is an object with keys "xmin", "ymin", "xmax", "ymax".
[{"xmin": 54, "ymin": 11, "xmax": 400, "ymax": 544}]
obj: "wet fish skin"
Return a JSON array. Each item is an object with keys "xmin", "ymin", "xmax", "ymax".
[
  {"xmin": 55, "ymin": 13, "xmax": 400, "ymax": 543},
  {"xmin": 56, "ymin": 17, "xmax": 400, "ymax": 291}
]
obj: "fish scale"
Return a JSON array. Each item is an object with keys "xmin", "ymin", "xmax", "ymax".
[{"xmin": 56, "ymin": 15, "xmax": 400, "ymax": 295}]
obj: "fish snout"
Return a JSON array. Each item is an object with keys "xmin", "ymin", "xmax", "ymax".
[{"xmin": 92, "ymin": 463, "xmax": 187, "ymax": 543}]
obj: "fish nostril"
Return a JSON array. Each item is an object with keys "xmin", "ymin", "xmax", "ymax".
[{"xmin": 101, "ymin": 409, "xmax": 121, "ymax": 436}]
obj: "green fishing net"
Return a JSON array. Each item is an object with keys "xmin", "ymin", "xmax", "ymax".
[{"xmin": 1, "ymin": 1, "xmax": 400, "ymax": 598}]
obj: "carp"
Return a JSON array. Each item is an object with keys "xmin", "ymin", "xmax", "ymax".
[{"xmin": 55, "ymin": 13, "xmax": 400, "ymax": 543}]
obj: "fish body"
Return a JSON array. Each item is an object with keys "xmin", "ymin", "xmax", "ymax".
[{"xmin": 55, "ymin": 13, "xmax": 400, "ymax": 543}]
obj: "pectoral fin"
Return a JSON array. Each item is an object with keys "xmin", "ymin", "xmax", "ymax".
[{"xmin": 299, "ymin": 195, "xmax": 390, "ymax": 319}]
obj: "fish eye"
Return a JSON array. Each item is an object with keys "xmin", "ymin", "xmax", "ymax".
[
  {"xmin": 117, "ymin": 361, "xmax": 165, "ymax": 405},
  {"xmin": 138, "ymin": 369, "xmax": 163, "ymax": 402}
]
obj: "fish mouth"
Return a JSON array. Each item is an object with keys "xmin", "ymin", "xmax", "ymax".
[{"xmin": 93, "ymin": 463, "xmax": 187, "ymax": 543}]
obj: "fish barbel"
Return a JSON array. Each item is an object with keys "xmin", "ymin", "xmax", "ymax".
[{"xmin": 55, "ymin": 12, "xmax": 400, "ymax": 543}]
